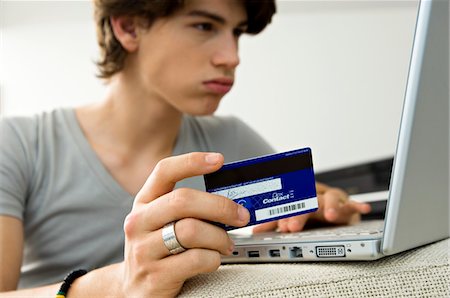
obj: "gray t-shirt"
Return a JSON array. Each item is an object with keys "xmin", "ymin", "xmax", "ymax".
[{"xmin": 0, "ymin": 108, "xmax": 274, "ymax": 289}]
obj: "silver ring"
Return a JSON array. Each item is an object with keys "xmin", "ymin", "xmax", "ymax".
[{"xmin": 162, "ymin": 221, "xmax": 186, "ymax": 255}]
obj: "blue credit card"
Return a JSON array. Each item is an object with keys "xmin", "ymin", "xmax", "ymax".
[{"xmin": 204, "ymin": 148, "xmax": 318, "ymax": 231}]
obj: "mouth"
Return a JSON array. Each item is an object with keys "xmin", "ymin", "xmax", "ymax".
[{"xmin": 203, "ymin": 78, "xmax": 234, "ymax": 95}]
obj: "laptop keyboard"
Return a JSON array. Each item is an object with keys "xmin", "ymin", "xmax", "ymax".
[{"xmin": 271, "ymin": 220, "xmax": 384, "ymax": 240}]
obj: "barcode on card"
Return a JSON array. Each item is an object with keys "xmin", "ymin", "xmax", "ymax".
[
  {"xmin": 269, "ymin": 202, "xmax": 306, "ymax": 216},
  {"xmin": 255, "ymin": 197, "xmax": 318, "ymax": 221}
]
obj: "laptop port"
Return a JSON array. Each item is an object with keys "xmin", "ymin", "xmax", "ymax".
[
  {"xmin": 269, "ymin": 249, "xmax": 281, "ymax": 258},
  {"xmin": 247, "ymin": 250, "xmax": 260, "ymax": 258},
  {"xmin": 316, "ymin": 246, "xmax": 345, "ymax": 258},
  {"xmin": 289, "ymin": 247, "xmax": 303, "ymax": 258},
  {"xmin": 232, "ymin": 251, "xmax": 239, "ymax": 256}
]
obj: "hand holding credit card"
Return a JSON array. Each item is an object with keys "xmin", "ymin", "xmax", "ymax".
[{"xmin": 204, "ymin": 148, "xmax": 318, "ymax": 231}]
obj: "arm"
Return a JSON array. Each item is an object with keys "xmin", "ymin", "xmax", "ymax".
[
  {"xmin": 0, "ymin": 216, "xmax": 23, "ymax": 292},
  {"xmin": 0, "ymin": 190, "xmax": 123, "ymax": 297},
  {"xmin": 0, "ymin": 216, "xmax": 60, "ymax": 297},
  {"xmin": 0, "ymin": 217, "xmax": 121, "ymax": 298},
  {"xmin": 1, "ymin": 152, "xmax": 248, "ymax": 297}
]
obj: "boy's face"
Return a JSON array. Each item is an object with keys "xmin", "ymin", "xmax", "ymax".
[{"xmin": 134, "ymin": 0, "xmax": 247, "ymax": 115}]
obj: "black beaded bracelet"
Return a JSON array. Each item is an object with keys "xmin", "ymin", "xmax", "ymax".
[{"xmin": 56, "ymin": 269, "xmax": 88, "ymax": 298}]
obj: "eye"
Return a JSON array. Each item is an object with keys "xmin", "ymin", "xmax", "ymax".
[{"xmin": 193, "ymin": 23, "xmax": 214, "ymax": 32}]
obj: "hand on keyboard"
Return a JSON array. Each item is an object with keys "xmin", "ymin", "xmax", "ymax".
[{"xmin": 253, "ymin": 182, "xmax": 372, "ymax": 233}]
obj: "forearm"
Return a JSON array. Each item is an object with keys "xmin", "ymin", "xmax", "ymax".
[
  {"xmin": 0, "ymin": 263, "xmax": 124, "ymax": 298},
  {"xmin": 67, "ymin": 263, "xmax": 124, "ymax": 298},
  {"xmin": 0, "ymin": 283, "xmax": 60, "ymax": 298}
]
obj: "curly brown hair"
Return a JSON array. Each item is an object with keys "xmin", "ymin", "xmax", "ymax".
[{"xmin": 93, "ymin": 0, "xmax": 276, "ymax": 79}]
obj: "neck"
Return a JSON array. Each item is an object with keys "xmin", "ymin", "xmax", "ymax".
[{"xmin": 76, "ymin": 75, "xmax": 183, "ymax": 158}]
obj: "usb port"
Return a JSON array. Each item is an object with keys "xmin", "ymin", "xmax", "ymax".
[
  {"xmin": 269, "ymin": 249, "xmax": 281, "ymax": 257},
  {"xmin": 289, "ymin": 247, "xmax": 303, "ymax": 258},
  {"xmin": 247, "ymin": 250, "xmax": 260, "ymax": 258}
]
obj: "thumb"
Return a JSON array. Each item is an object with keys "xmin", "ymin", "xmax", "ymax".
[{"xmin": 135, "ymin": 152, "xmax": 224, "ymax": 204}]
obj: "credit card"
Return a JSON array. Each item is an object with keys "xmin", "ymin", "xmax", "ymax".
[{"xmin": 204, "ymin": 148, "xmax": 318, "ymax": 231}]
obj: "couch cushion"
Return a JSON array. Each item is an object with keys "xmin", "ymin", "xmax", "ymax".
[{"xmin": 180, "ymin": 238, "xmax": 449, "ymax": 297}]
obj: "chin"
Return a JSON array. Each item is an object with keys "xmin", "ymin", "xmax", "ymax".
[
  {"xmin": 189, "ymin": 106, "xmax": 219, "ymax": 116},
  {"xmin": 188, "ymin": 96, "xmax": 222, "ymax": 116}
]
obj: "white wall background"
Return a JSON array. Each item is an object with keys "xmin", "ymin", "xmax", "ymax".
[{"xmin": 0, "ymin": 0, "xmax": 419, "ymax": 172}]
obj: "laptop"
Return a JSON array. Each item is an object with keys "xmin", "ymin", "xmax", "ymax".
[{"xmin": 223, "ymin": 0, "xmax": 449, "ymax": 263}]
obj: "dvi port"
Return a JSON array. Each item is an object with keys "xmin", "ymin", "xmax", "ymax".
[{"xmin": 316, "ymin": 246, "xmax": 345, "ymax": 258}]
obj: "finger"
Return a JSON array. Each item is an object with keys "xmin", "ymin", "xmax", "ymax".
[
  {"xmin": 315, "ymin": 182, "xmax": 330, "ymax": 195},
  {"xmin": 286, "ymin": 214, "xmax": 310, "ymax": 232},
  {"xmin": 349, "ymin": 201, "xmax": 372, "ymax": 214},
  {"xmin": 322, "ymin": 188, "xmax": 350, "ymax": 222},
  {"xmin": 136, "ymin": 152, "xmax": 224, "ymax": 204},
  {"xmin": 336, "ymin": 200, "xmax": 372, "ymax": 215},
  {"xmin": 324, "ymin": 201, "xmax": 371, "ymax": 224},
  {"xmin": 150, "ymin": 218, "xmax": 234, "ymax": 259},
  {"xmin": 253, "ymin": 221, "xmax": 278, "ymax": 233},
  {"xmin": 143, "ymin": 188, "xmax": 250, "ymax": 231},
  {"xmin": 277, "ymin": 218, "xmax": 290, "ymax": 233},
  {"xmin": 156, "ymin": 248, "xmax": 222, "ymax": 287}
]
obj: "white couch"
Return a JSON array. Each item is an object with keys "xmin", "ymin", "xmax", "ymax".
[{"xmin": 179, "ymin": 238, "xmax": 449, "ymax": 297}]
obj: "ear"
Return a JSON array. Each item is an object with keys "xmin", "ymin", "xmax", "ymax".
[{"xmin": 110, "ymin": 16, "xmax": 140, "ymax": 52}]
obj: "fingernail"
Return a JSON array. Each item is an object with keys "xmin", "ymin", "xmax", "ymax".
[
  {"xmin": 238, "ymin": 205, "xmax": 249, "ymax": 222},
  {"xmin": 229, "ymin": 241, "xmax": 235, "ymax": 253},
  {"xmin": 326, "ymin": 208, "xmax": 337, "ymax": 219},
  {"xmin": 205, "ymin": 153, "xmax": 221, "ymax": 165}
]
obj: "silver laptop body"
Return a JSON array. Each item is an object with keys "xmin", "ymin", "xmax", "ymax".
[{"xmin": 223, "ymin": 0, "xmax": 449, "ymax": 263}]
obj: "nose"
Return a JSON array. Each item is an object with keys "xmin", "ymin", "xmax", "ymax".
[{"xmin": 211, "ymin": 34, "xmax": 240, "ymax": 70}]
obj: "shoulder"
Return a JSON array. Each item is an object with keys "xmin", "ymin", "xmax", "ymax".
[
  {"xmin": 184, "ymin": 115, "xmax": 275, "ymax": 162},
  {"xmin": 1, "ymin": 114, "xmax": 38, "ymax": 155},
  {"xmin": 0, "ymin": 114, "xmax": 41, "ymax": 219},
  {"xmin": 0, "ymin": 109, "xmax": 75, "ymax": 217},
  {"xmin": 1, "ymin": 109, "xmax": 69, "ymax": 145},
  {"xmin": 184, "ymin": 114, "xmax": 254, "ymax": 147},
  {"xmin": 185, "ymin": 114, "xmax": 241, "ymax": 134},
  {"xmin": 0, "ymin": 108, "xmax": 74, "ymax": 165}
]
